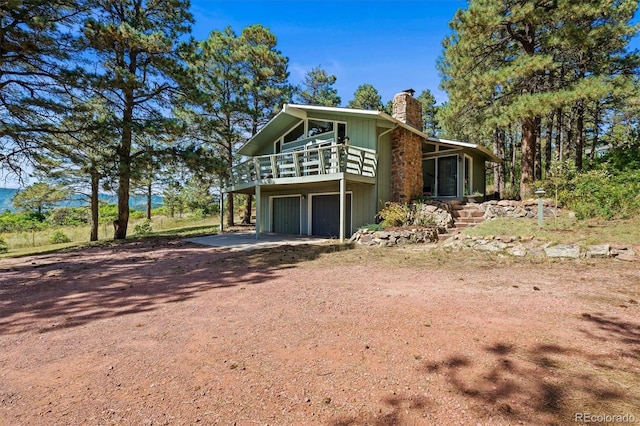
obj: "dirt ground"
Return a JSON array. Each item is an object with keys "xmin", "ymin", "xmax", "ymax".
[{"xmin": 1, "ymin": 239, "xmax": 639, "ymax": 426}]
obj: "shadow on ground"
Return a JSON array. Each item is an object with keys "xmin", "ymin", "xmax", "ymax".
[
  {"xmin": 0, "ymin": 239, "xmax": 351, "ymax": 335},
  {"xmin": 331, "ymin": 312, "xmax": 640, "ymax": 426}
]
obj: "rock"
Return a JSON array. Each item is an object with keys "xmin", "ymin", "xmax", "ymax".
[
  {"xmin": 507, "ymin": 245, "xmax": 527, "ymax": 257},
  {"xmin": 475, "ymin": 241, "xmax": 508, "ymax": 252},
  {"xmin": 586, "ymin": 244, "xmax": 610, "ymax": 258},
  {"xmin": 616, "ymin": 253, "xmax": 637, "ymax": 262},
  {"xmin": 545, "ymin": 244, "xmax": 580, "ymax": 259},
  {"xmin": 360, "ymin": 234, "xmax": 373, "ymax": 244}
]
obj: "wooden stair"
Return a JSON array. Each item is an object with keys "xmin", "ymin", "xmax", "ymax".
[{"xmin": 451, "ymin": 202, "xmax": 486, "ymax": 229}]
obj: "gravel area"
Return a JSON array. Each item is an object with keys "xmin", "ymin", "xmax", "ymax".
[{"xmin": 1, "ymin": 239, "xmax": 639, "ymax": 425}]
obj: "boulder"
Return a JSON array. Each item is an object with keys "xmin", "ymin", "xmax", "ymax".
[{"xmin": 544, "ymin": 244, "xmax": 580, "ymax": 259}]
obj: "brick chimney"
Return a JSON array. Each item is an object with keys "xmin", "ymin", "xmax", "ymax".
[{"xmin": 390, "ymin": 90, "xmax": 424, "ymax": 203}]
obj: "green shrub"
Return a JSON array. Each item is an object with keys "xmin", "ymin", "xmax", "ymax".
[
  {"xmin": 502, "ymin": 184, "xmax": 521, "ymax": 200},
  {"xmin": 134, "ymin": 219, "xmax": 153, "ymax": 235},
  {"xmin": 376, "ymin": 202, "xmax": 411, "ymax": 228},
  {"xmin": 191, "ymin": 208, "xmax": 206, "ymax": 221},
  {"xmin": 47, "ymin": 207, "xmax": 89, "ymax": 226},
  {"xmin": 48, "ymin": 230, "xmax": 71, "ymax": 244},
  {"xmin": 130, "ymin": 210, "xmax": 145, "ymax": 219},
  {"xmin": 0, "ymin": 237, "xmax": 8, "ymax": 253},
  {"xmin": 564, "ymin": 168, "xmax": 640, "ymax": 219},
  {"xmin": 360, "ymin": 223, "xmax": 385, "ymax": 232}
]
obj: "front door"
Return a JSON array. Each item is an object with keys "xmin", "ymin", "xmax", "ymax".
[{"xmin": 311, "ymin": 194, "xmax": 352, "ymax": 237}]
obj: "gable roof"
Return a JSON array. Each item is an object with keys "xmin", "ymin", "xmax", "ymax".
[{"xmin": 239, "ymin": 104, "xmax": 501, "ymax": 162}]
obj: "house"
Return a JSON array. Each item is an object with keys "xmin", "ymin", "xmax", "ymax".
[{"xmin": 222, "ymin": 90, "xmax": 500, "ymax": 241}]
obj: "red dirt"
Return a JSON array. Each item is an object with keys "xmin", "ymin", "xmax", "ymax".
[{"xmin": 1, "ymin": 239, "xmax": 639, "ymax": 425}]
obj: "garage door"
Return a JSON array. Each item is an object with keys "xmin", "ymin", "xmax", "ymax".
[
  {"xmin": 272, "ymin": 196, "xmax": 301, "ymax": 234},
  {"xmin": 311, "ymin": 194, "xmax": 351, "ymax": 237}
]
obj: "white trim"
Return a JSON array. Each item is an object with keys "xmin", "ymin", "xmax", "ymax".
[
  {"xmin": 269, "ymin": 194, "xmax": 303, "ymax": 234},
  {"xmin": 307, "ymin": 191, "xmax": 354, "ymax": 237}
]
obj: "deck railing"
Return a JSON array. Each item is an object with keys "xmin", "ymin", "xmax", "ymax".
[{"xmin": 225, "ymin": 145, "xmax": 377, "ymax": 188}]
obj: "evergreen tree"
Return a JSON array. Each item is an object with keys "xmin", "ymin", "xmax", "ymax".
[
  {"xmin": 0, "ymin": 0, "xmax": 86, "ymax": 178},
  {"xmin": 348, "ymin": 84, "xmax": 383, "ymax": 110},
  {"xmin": 183, "ymin": 25, "xmax": 290, "ymax": 227},
  {"xmin": 416, "ymin": 90, "xmax": 439, "ymax": 136},
  {"xmin": 296, "ymin": 66, "xmax": 341, "ymax": 106},
  {"xmin": 12, "ymin": 183, "xmax": 71, "ymax": 215},
  {"xmin": 80, "ymin": 0, "xmax": 193, "ymax": 239},
  {"xmin": 438, "ymin": 0, "xmax": 639, "ymax": 198}
]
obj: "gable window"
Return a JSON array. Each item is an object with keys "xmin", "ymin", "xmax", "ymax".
[
  {"xmin": 278, "ymin": 119, "xmax": 347, "ymax": 151},
  {"xmin": 283, "ymin": 121, "xmax": 305, "ymax": 144},
  {"xmin": 308, "ymin": 119, "xmax": 333, "ymax": 137}
]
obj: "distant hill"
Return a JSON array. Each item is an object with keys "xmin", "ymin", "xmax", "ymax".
[{"xmin": 0, "ymin": 188, "xmax": 163, "ymax": 213}]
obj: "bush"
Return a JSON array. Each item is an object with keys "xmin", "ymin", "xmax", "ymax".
[
  {"xmin": 130, "ymin": 210, "xmax": 145, "ymax": 219},
  {"xmin": 134, "ymin": 219, "xmax": 153, "ymax": 235},
  {"xmin": 48, "ymin": 230, "xmax": 71, "ymax": 244},
  {"xmin": 47, "ymin": 207, "xmax": 89, "ymax": 226},
  {"xmin": 360, "ymin": 223, "xmax": 385, "ymax": 232},
  {"xmin": 502, "ymin": 184, "xmax": 521, "ymax": 200},
  {"xmin": 0, "ymin": 237, "xmax": 8, "ymax": 253},
  {"xmin": 191, "ymin": 208, "xmax": 206, "ymax": 221},
  {"xmin": 564, "ymin": 168, "xmax": 640, "ymax": 219},
  {"xmin": 376, "ymin": 202, "xmax": 411, "ymax": 228}
]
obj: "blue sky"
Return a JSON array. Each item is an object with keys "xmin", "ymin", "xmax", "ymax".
[
  {"xmin": 190, "ymin": 0, "xmax": 640, "ymax": 107},
  {"xmin": 190, "ymin": 0, "xmax": 468, "ymax": 105}
]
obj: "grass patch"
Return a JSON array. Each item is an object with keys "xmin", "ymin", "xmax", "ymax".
[
  {"xmin": 465, "ymin": 216, "xmax": 640, "ymax": 246},
  {"xmin": 0, "ymin": 215, "xmax": 221, "ymax": 258}
]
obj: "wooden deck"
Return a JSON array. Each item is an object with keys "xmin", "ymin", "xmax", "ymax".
[{"xmin": 224, "ymin": 144, "xmax": 377, "ymax": 191}]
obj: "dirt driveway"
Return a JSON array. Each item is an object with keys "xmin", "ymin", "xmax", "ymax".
[{"xmin": 1, "ymin": 239, "xmax": 639, "ymax": 425}]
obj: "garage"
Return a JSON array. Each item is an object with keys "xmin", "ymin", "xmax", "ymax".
[
  {"xmin": 311, "ymin": 193, "xmax": 351, "ymax": 237},
  {"xmin": 271, "ymin": 196, "xmax": 301, "ymax": 234}
]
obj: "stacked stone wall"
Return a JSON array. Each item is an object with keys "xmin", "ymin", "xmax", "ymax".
[
  {"xmin": 390, "ymin": 91, "xmax": 424, "ymax": 204},
  {"xmin": 391, "ymin": 129, "xmax": 423, "ymax": 203}
]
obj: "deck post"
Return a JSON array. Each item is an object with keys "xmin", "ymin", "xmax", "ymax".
[
  {"xmin": 219, "ymin": 190, "xmax": 224, "ymax": 233},
  {"xmin": 339, "ymin": 176, "xmax": 345, "ymax": 243},
  {"xmin": 255, "ymin": 185, "xmax": 261, "ymax": 240}
]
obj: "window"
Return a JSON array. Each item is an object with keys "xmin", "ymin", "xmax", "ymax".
[
  {"xmin": 283, "ymin": 122, "xmax": 305, "ymax": 144},
  {"xmin": 338, "ymin": 123, "xmax": 347, "ymax": 144},
  {"xmin": 308, "ymin": 119, "xmax": 333, "ymax": 137}
]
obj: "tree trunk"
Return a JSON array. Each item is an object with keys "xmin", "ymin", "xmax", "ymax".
[
  {"xmin": 114, "ymin": 91, "xmax": 134, "ymax": 240},
  {"xmin": 146, "ymin": 181, "xmax": 152, "ymax": 220},
  {"xmin": 226, "ymin": 145, "xmax": 235, "ymax": 228},
  {"xmin": 520, "ymin": 117, "xmax": 536, "ymax": 199},
  {"xmin": 507, "ymin": 124, "xmax": 516, "ymax": 188},
  {"xmin": 242, "ymin": 194, "xmax": 253, "ymax": 224},
  {"xmin": 493, "ymin": 128, "xmax": 506, "ymax": 198},
  {"xmin": 545, "ymin": 112, "xmax": 554, "ymax": 177},
  {"xmin": 555, "ymin": 108, "xmax": 563, "ymax": 162},
  {"xmin": 90, "ymin": 168, "xmax": 99, "ymax": 242},
  {"xmin": 575, "ymin": 98, "xmax": 585, "ymax": 171},
  {"xmin": 534, "ymin": 116, "xmax": 542, "ymax": 181},
  {"xmin": 588, "ymin": 103, "xmax": 601, "ymax": 165}
]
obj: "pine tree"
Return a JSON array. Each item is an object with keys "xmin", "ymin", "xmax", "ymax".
[
  {"xmin": 348, "ymin": 84, "xmax": 383, "ymax": 110},
  {"xmin": 81, "ymin": 0, "xmax": 193, "ymax": 239},
  {"xmin": 0, "ymin": 0, "xmax": 85, "ymax": 178},
  {"xmin": 296, "ymin": 66, "xmax": 341, "ymax": 106},
  {"xmin": 416, "ymin": 90, "xmax": 439, "ymax": 136},
  {"xmin": 438, "ymin": 0, "xmax": 639, "ymax": 198}
]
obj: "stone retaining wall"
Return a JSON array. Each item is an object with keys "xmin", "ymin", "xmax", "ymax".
[
  {"xmin": 350, "ymin": 227, "xmax": 438, "ymax": 247},
  {"xmin": 440, "ymin": 234, "xmax": 638, "ymax": 261}
]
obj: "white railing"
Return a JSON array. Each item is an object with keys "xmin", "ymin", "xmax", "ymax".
[{"xmin": 225, "ymin": 145, "xmax": 377, "ymax": 188}]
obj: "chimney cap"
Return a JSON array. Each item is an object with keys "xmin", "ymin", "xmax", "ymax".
[{"xmin": 401, "ymin": 88, "xmax": 416, "ymax": 96}]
